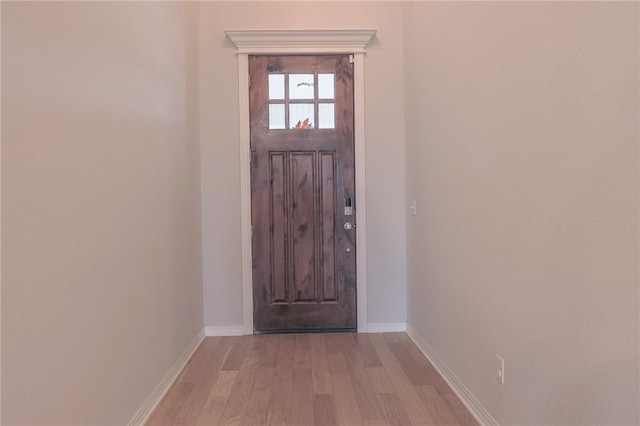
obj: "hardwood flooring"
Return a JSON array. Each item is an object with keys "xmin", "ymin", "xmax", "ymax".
[{"xmin": 146, "ymin": 333, "xmax": 479, "ymax": 426}]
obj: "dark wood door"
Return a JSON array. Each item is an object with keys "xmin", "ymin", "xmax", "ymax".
[{"xmin": 250, "ymin": 55, "xmax": 356, "ymax": 332}]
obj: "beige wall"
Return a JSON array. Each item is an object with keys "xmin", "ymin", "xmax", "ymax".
[
  {"xmin": 403, "ymin": 2, "xmax": 639, "ymax": 425},
  {"xmin": 1, "ymin": 2, "xmax": 203, "ymax": 424},
  {"xmin": 2, "ymin": 2, "xmax": 638, "ymax": 424},
  {"xmin": 198, "ymin": 2, "xmax": 407, "ymax": 327}
]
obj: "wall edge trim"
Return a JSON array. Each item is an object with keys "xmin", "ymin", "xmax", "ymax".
[
  {"xmin": 128, "ymin": 328, "xmax": 206, "ymax": 426},
  {"xmin": 405, "ymin": 324, "xmax": 499, "ymax": 426}
]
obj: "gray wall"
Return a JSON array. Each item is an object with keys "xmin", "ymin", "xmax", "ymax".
[
  {"xmin": 198, "ymin": 2, "xmax": 408, "ymax": 328},
  {"xmin": 1, "ymin": 2, "xmax": 203, "ymax": 424},
  {"xmin": 403, "ymin": 2, "xmax": 639, "ymax": 425}
]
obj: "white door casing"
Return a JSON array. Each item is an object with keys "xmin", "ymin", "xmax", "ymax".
[{"xmin": 225, "ymin": 29, "xmax": 376, "ymax": 334}]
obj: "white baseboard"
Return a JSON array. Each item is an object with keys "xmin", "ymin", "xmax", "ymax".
[
  {"xmin": 128, "ymin": 328, "xmax": 205, "ymax": 426},
  {"xmin": 405, "ymin": 324, "xmax": 498, "ymax": 426},
  {"xmin": 205, "ymin": 325, "xmax": 245, "ymax": 336},
  {"xmin": 366, "ymin": 322, "xmax": 407, "ymax": 333}
]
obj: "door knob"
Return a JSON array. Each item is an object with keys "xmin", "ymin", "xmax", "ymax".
[{"xmin": 344, "ymin": 222, "xmax": 353, "ymax": 230}]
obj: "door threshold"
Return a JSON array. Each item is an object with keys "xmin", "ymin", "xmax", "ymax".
[{"xmin": 253, "ymin": 327, "xmax": 357, "ymax": 335}]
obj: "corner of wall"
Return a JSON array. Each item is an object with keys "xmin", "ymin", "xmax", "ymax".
[
  {"xmin": 128, "ymin": 329, "xmax": 206, "ymax": 426},
  {"xmin": 406, "ymin": 325, "xmax": 498, "ymax": 426}
]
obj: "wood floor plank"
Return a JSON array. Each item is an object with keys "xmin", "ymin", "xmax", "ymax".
[
  {"xmin": 363, "ymin": 420, "xmax": 390, "ymax": 426},
  {"xmin": 366, "ymin": 367, "xmax": 396, "ymax": 394},
  {"xmin": 324, "ymin": 334, "xmax": 348, "ymax": 374},
  {"xmin": 402, "ymin": 340, "xmax": 454, "ymax": 395},
  {"xmin": 219, "ymin": 381, "xmax": 253, "ymax": 425},
  {"xmin": 352, "ymin": 334, "xmax": 383, "ymax": 368},
  {"xmin": 219, "ymin": 337, "xmax": 263, "ymax": 425},
  {"xmin": 368, "ymin": 334, "xmax": 437, "ymax": 425},
  {"xmin": 291, "ymin": 368, "xmax": 314, "ymax": 425},
  {"xmin": 415, "ymin": 385, "xmax": 460, "ymax": 425},
  {"xmin": 239, "ymin": 336, "xmax": 263, "ymax": 370},
  {"xmin": 220, "ymin": 336, "xmax": 243, "ymax": 345},
  {"xmin": 274, "ymin": 335, "xmax": 295, "ymax": 381},
  {"xmin": 331, "ymin": 373, "xmax": 363, "ymax": 426},
  {"xmin": 341, "ymin": 336, "xmax": 385, "ymax": 420},
  {"xmin": 383, "ymin": 333, "xmax": 403, "ymax": 343},
  {"xmin": 269, "ymin": 336, "xmax": 295, "ymax": 424},
  {"xmin": 313, "ymin": 394, "xmax": 339, "ymax": 426},
  {"xmin": 176, "ymin": 342, "xmax": 232, "ymax": 422},
  {"xmin": 240, "ymin": 366, "xmax": 275, "ymax": 425},
  {"xmin": 207, "ymin": 370, "xmax": 238, "ymax": 398},
  {"xmin": 310, "ymin": 333, "xmax": 333, "ymax": 395},
  {"xmin": 267, "ymin": 409, "xmax": 291, "ymax": 426},
  {"xmin": 146, "ymin": 382, "xmax": 194, "ymax": 426},
  {"xmin": 377, "ymin": 393, "xmax": 412, "ymax": 426},
  {"xmin": 387, "ymin": 342, "xmax": 429, "ymax": 386},
  {"xmin": 222, "ymin": 339, "xmax": 250, "ymax": 371},
  {"xmin": 294, "ymin": 334, "xmax": 312, "ymax": 369},
  {"xmin": 261, "ymin": 335, "xmax": 281, "ymax": 367},
  {"xmin": 268, "ymin": 375, "xmax": 293, "ymax": 425},
  {"xmin": 177, "ymin": 337, "xmax": 220, "ymax": 383},
  {"xmin": 393, "ymin": 333, "xmax": 414, "ymax": 346},
  {"xmin": 195, "ymin": 396, "xmax": 228, "ymax": 426},
  {"xmin": 441, "ymin": 393, "xmax": 480, "ymax": 426}
]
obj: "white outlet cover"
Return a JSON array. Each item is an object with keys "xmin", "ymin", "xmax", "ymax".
[{"xmin": 496, "ymin": 355, "xmax": 505, "ymax": 384}]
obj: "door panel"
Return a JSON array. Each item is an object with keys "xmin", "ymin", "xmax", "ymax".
[
  {"xmin": 250, "ymin": 55, "xmax": 355, "ymax": 332},
  {"xmin": 269, "ymin": 152, "xmax": 287, "ymax": 303},
  {"xmin": 320, "ymin": 152, "xmax": 337, "ymax": 303},
  {"xmin": 290, "ymin": 151, "xmax": 315, "ymax": 303}
]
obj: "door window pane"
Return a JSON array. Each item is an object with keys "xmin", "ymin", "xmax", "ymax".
[
  {"xmin": 318, "ymin": 103, "xmax": 335, "ymax": 129},
  {"xmin": 269, "ymin": 104, "xmax": 285, "ymax": 129},
  {"xmin": 268, "ymin": 74, "xmax": 285, "ymax": 100},
  {"xmin": 289, "ymin": 74, "xmax": 314, "ymax": 99},
  {"xmin": 290, "ymin": 104, "xmax": 314, "ymax": 129},
  {"xmin": 267, "ymin": 71, "xmax": 339, "ymax": 131},
  {"xmin": 318, "ymin": 73, "xmax": 335, "ymax": 99}
]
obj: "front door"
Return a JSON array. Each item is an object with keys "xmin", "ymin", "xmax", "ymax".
[{"xmin": 249, "ymin": 55, "xmax": 356, "ymax": 332}]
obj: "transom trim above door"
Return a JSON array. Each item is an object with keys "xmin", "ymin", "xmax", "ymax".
[
  {"xmin": 225, "ymin": 29, "xmax": 377, "ymax": 54},
  {"xmin": 225, "ymin": 28, "xmax": 376, "ymax": 335}
]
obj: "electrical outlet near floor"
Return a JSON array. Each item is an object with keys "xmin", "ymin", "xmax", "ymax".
[
  {"xmin": 496, "ymin": 355, "xmax": 505, "ymax": 384},
  {"xmin": 410, "ymin": 200, "xmax": 417, "ymax": 216}
]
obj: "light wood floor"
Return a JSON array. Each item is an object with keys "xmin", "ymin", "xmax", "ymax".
[{"xmin": 146, "ymin": 332, "xmax": 479, "ymax": 426}]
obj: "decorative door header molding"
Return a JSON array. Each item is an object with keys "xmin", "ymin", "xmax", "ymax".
[{"xmin": 225, "ymin": 29, "xmax": 377, "ymax": 54}]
